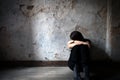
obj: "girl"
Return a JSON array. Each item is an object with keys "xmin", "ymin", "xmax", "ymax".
[{"xmin": 67, "ymin": 31, "xmax": 91, "ymax": 80}]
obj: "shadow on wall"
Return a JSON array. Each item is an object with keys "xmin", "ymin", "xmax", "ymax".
[
  {"xmin": 111, "ymin": 0, "xmax": 120, "ymax": 60},
  {"xmin": 90, "ymin": 44, "xmax": 111, "ymax": 61}
]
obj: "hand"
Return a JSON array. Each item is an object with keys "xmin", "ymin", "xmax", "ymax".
[{"xmin": 83, "ymin": 41, "xmax": 90, "ymax": 48}]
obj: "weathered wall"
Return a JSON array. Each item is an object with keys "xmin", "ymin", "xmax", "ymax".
[
  {"xmin": 110, "ymin": 0, "xmax": 120, "ymax": 61},
  {"xmin": 0, "ymin": 0, "xmax": 119, "ymax": 61}
]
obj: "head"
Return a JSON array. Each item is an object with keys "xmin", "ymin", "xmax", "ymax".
[{"xmin": 70, "ymin": 31, "xmax": 84, "ymax": 41}]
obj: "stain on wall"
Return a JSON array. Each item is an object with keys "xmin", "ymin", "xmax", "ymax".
[{"xmin": 0, "ymin": 0, "xmax": 119, "ymax": 61}]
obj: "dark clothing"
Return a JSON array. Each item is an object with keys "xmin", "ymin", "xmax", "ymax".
[
  {"xmin": 68, "ymin": 45, "xmax": 90, "ymax": 80},
  {"xmin": 73, "ymin": 65, "xmax": 81, "ymax": 80},
  {"xmin": 73, "ymin": 64, "xmax": 89, "ymax": 80},
  {"xmin": 68, "ymin": 45, "xmax": 90, "ymax": 71},
  {"xmin": 68, "ymin": 31, "xmax": 90, "ymax": 80}
]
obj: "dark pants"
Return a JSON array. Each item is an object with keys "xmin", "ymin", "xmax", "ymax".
[
  {"xmin": 73, "ymin": 64, "xmax": 90, "ymax": 80},
  {"xmin": 72, "ymin": 45, "xmax": 90, "ymax": 80}
]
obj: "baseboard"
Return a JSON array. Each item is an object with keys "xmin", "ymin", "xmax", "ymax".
[
  {"xmin": 0, "ymin": 61, "xmax": 68, "ymax": 67},
  {"xmin": 0, "ymin": 60, "xmax": 120, "ymax": 68}
]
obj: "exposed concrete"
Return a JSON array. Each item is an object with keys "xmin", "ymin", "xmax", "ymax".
[
  {"xmin": 0, "ymin": 0, "xmax": 119, "ymax": 61},
  {"xmin": 0, "ymin": 67, "xmax": 73, "ymax": 80},
  {"xmin": 0, "ymin": 67, "xmax": 120, "ymax": 80}
]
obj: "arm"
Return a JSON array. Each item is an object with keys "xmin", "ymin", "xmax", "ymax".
[
  {"xmin": 67, "ymin": 40, "xmax": 90, "ymax": 49},
  {"xmin": 67, "ymin": 40, "xmax": 77, "ymax": 49}
]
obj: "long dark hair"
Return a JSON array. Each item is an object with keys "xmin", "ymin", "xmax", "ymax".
[{"xmin": 70, "ymin": 31, "xmax": 84, "ymax": 41}]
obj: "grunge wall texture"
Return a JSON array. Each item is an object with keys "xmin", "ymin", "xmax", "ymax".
[{"xmin": 0, "ymin": 0, "xmax": 119, "ymax": 61}]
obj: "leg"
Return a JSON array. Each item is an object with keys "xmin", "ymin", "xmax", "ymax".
[
  {"xmin": 68, "ymin": 45, "xmax": 80, "ymax": 70},
  {"xmin": 82, "ymin": 64, "xmax": 90, "ymax": 80},
  {"xmin": 73, "ymin": 65, "xmax": 82, "ymax": 80},
  {"xmin": 79, "ymin": 45, "xmax": 90, "ymax": 80}
]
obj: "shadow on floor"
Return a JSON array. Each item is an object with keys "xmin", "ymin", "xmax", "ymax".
[{"xmin": 90, "ymin": 62, "xmax": 120, "ymax": 80}]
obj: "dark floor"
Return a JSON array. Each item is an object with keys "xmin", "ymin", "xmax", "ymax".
[{"xmin": 0, "ymin": 65, "xmax": 120, "ymax": 80}]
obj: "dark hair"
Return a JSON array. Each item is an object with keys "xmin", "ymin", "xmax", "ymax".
[{"xmin": 70, "ymin": 31, "xmax": 84, "ymax": 41}]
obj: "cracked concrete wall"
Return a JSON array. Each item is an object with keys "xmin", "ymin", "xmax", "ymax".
[{"xmin": 0, "ymin": 0, "xmax": 119, "ymax": 61}]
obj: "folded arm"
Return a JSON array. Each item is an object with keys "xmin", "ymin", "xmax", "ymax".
[{"xmin": 67, "ymin": 40, "xmax": 90, "ymax": 49}]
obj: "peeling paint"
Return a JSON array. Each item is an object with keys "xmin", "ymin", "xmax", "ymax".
[
  {"xmin": 45, "ymin": 57, "xmax": 49, "ymax": 60},
  {"xmin": 54, "ymin": 53, "xmax": 59, "ymax": 58},
  {"xmin": 98, "ymin": 6, "xmax": 107, "ymax": 21},
  {"xmin": 27, "ymin": 5, "xmax": 34, "ymax": 10},
  {"xmin": 28, "ymin": 53, "xmax": 34, "ymax": 58}
]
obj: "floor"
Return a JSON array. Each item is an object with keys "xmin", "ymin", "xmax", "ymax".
[
  {"xmin": 0, "ymin": 67, "xmax": 120, "ymax": 80},
  {"xmin": 0, "ymin": 67, "xmax": 73, "ymax": 80}
]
